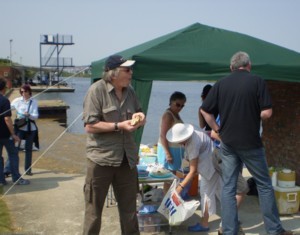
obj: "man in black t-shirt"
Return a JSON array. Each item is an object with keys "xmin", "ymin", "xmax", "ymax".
[
  {"xmin": 201, "ymin": 52, "xmax": 292, "ymax": 235},
  {"xmin": 0, "ymin": 77, "xmax": 30, "ymax": 185}
]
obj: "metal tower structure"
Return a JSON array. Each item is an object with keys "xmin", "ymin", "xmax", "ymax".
[{"xmin": 39, "ymin": 34, "xmax": 74, "ymax": 85}]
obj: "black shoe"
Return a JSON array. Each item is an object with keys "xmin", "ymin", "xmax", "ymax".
[
  {"xmin": 25, "ymin": 172, "xmax": 33, "ymax": 176},
  {"xmin": 280, "ymin": 231, "xmax": 294, "ymax": 235},
  {"xmin": 4, "ymin": 172, "xmax": 11, "ymax": 178}
]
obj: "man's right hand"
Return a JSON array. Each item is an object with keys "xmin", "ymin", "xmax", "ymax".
[
  {"xmin": 166, "ymin": 153, "xmax": 173, "ymax": 164},
  {"xmin": 119, "ymin": 120, "xmax": 142, "ymax": 132},
  {"xmin": 12, "ymin": 134, "xmax": 21, "ymax": 143}
]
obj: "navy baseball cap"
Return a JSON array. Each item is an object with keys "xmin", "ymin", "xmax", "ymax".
[{"xmin": 104, "ymin": 55, "xmax": 135, "ymax": 71}]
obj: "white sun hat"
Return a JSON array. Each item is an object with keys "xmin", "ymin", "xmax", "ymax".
[{"xmin": 166, "ymin": 123, "xmax": 194, "ymax": 143}]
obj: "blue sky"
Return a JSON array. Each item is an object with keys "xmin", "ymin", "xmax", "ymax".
[{"xmin": 1, "ymin": 0, "xmax": 300, "ymax": 67}]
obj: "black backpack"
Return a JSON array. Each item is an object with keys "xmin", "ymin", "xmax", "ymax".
[{"xmin": 246, "ymin": 177, "xmax": 258, "ymax": 196}]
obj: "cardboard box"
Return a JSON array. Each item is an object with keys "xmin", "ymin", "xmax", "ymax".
[
  {"xmin": 176, "ymin": 170, "xmax": 199, "ymax": 196},
  {"xmin": 273, "ymin": 185, "xmax": 300, "ymax": 214}
]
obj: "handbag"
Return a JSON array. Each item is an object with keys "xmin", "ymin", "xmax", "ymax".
[
  {"xmin": 14, "ymin": 100, "xmax": 32, "ymax": 129},
  {"xmin": 157, "ymin": 179, "xmax": 200, "ymax": 226},
  {"xmin": 14, "ymin": 118, "xmax": 28, "ymax": 128}
]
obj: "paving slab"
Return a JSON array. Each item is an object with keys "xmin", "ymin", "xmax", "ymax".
[{"xmin": 1, "ymin": 168, "xmax": 299, "ymax": 235}]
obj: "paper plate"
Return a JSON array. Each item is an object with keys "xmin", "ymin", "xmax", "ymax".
[{"xmin": 149, "ymin": 172, "xmax": 173, "ymax": 178}]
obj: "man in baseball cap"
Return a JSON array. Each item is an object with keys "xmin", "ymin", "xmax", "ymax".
[
  {"xmin": 104, "ymin": 55, "xmax": 135, "ymax": 71},
  {"xmin": 82, "ymin": 54, "xmax": 145, "ymax": 234}
]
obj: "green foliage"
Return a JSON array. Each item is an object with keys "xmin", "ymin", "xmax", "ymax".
[
  {"xmin": 0, "ymin": 58, "xmax": 11, "ymax": 65},
  {"xmin": 25, "ymin": 69, "xmax": 35, "ymax": 78}
]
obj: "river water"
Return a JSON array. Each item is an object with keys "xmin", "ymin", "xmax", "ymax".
[{"xmin": 35, "ymin": 77, "xmax": 214, "ymax": 145}]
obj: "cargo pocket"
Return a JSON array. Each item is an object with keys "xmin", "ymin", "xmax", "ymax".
[{"xmin": 84, "ymin": 179, "xmax": 93, "ymax": 203}]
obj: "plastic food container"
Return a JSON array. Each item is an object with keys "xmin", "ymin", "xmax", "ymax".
[
  {"xmin": 137, "ymin": 165, "xmax": 147, "ymax": 171},
  {"xmin": 273, "ymin": 185, "xmax": 300, "ymax": 214},
  {"xmin": 277, "ymin": 169, "xmax": 296, "ymax": 188},
  {"xmin": 140, "ymin": 154, "xmax": 157, "ymax": 164}
]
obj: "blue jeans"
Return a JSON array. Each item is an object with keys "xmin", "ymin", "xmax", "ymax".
[
  {"xmin": 0, "ymin": 138, "xmax": 21, "ymax": 182},
  {"xmin": 5, "ymin": 130, "xmax": 36, "ymax": 174},
  {"xmin": 220, "ymin": 144, "xmax": 284, "ymax": 235},
  {"xmin": 0, "ymin": 155, "xmax": 4, "ymax": 184}
]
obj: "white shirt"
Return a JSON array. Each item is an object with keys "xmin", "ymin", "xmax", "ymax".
[
  {"xmin": 11, "ymin": 97, "xmax": 39, "ymax": 131},
  {"xmin": 184, "ymin": 130, "xmax": 215, "ymax": 180}
]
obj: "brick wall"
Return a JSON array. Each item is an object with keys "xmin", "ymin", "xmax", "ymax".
[
  {"xmin": 0, "ymin": 66, "xmax": 22, "ymax": 88},
  {"xmin": 263, "ymin": 81, "xmax": 300, "ymax": 185}
]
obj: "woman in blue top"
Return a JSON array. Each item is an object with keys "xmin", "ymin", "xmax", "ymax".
[{"xmin": 157, "ymin": 91, "xmax": 186, "ymax": 172}]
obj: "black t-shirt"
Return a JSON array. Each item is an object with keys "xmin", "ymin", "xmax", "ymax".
[
  {"xmin": 201, "ymin": 70, "xmax": 272, "ymax": 150},
  {"xmin": 0, "ymin": 94, "xmax": 12, "ymax": 139}
]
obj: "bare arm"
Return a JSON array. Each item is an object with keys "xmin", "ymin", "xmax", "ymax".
[
  {"xmin": 261, "ymin": 108, "xmax": 272, "ymax": 120},
  {"xmin": 85, "ymin": 112, "xmax": 146, "ymax": 134},
  {"xmin": 4, "ymin": 116, "xmax": 20, "ymax": 142},
  {"xmin": 200, "ymin": 108, "xmax": 220, "ymax": 132},
  {"xmin": 198, "ymin": 107, "xmax": 206, "ymax": 129},
  {"xmin": 176, "ymin": 158, "xmax": 198, "ymax": 194},
  {"xmin": 160, "ymin": 112, "xmax": 174, "ymax": 163}
]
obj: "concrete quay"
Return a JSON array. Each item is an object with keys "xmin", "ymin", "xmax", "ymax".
[{"xmin": 30, "ymin": 85, "xmax": 75, "ymax": 93}]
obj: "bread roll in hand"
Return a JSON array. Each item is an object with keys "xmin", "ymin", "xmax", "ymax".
[{"xmin": 131, "ymin": 115, "xmax": 141, "ymax": 126}]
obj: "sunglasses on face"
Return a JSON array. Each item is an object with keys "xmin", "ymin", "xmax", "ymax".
[
  {"xmin": 175, "ymin": 102, "xmax": 185, "ymax": 108},
  {"xmin": 119, "ymin": 67, "xmax": 132, "ymax": 73},
  {"xmin": 21, "ymin": 90, "xmax": 29, "ymax": 94}
]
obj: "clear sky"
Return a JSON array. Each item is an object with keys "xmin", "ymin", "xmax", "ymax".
[{"xmin": 1, "ymin": 0, "xmax": 300, "ymax": 67}]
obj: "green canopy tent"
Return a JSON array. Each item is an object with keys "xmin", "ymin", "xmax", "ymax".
[{"xmin": 91, "ymin": 22, "xmax": 300, "ymax": 144}]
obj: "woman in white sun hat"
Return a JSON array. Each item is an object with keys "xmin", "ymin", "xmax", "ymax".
[{"xmin": 166, "ymin": 123, "xmax": 221, "ymax": 232}]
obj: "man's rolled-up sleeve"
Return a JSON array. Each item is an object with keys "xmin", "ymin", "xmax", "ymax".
[{"xmin": 83, "ymin": 88, "xmax": 101, "ymax": 125}]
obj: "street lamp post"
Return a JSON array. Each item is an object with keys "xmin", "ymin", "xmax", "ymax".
[{"xmin": 10, "ymin": 39, "xmax": 13, "ymax": 65}]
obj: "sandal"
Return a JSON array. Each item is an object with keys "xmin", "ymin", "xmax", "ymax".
[{"xmin": 188, "ymin": 223, "xmax": 209, "ymax": 232}]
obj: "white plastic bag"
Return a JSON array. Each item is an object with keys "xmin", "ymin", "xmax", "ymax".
[{"xmin": 157, "ymin": 179, "xmax": 200, "ymax": 225}]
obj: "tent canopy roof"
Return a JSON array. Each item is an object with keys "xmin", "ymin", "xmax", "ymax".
[
  {"xmin": 91, "ymin": 22, "xmax": 300, "ymax": 144},
  {"xmin": 92, "ymin": 22, "xmax": 300, "ymax": 83}
]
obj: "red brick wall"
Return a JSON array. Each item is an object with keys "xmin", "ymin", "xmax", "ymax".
[
  {"xmin": 0, "ymin": 67, "xmax": 12, "ymax": 88},
  {"xmin": 263, "ymin": 81, "xmax": 300, "ymax": 185},
  {"xmin": 0, "ymin": 66, "xmax": 23, "ymax": 87}
]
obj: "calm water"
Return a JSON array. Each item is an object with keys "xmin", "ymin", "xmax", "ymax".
[{"xmin": 35, "ymin": 77, "xmax": 214, "ymax": 145}]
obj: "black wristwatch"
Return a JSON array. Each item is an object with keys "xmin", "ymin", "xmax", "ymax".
[{"xmin": 114, "ymin": 122, "xmax": 119, "ymax": 132}]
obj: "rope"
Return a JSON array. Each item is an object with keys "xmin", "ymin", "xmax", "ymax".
[
  {"xmin": 0, "ymin": 67, "xmax": 89, "ymax": 198},
  {"xmin": 0, "ymin": 66, "xmax": 90, "ymax": 116},
  {"xmin": 1, "ymin": 111, "xmax": 83, "ymax": 199},
  {"xmin": 31, "ymin": 67, "xmax": 90, "ymax": 99}
]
